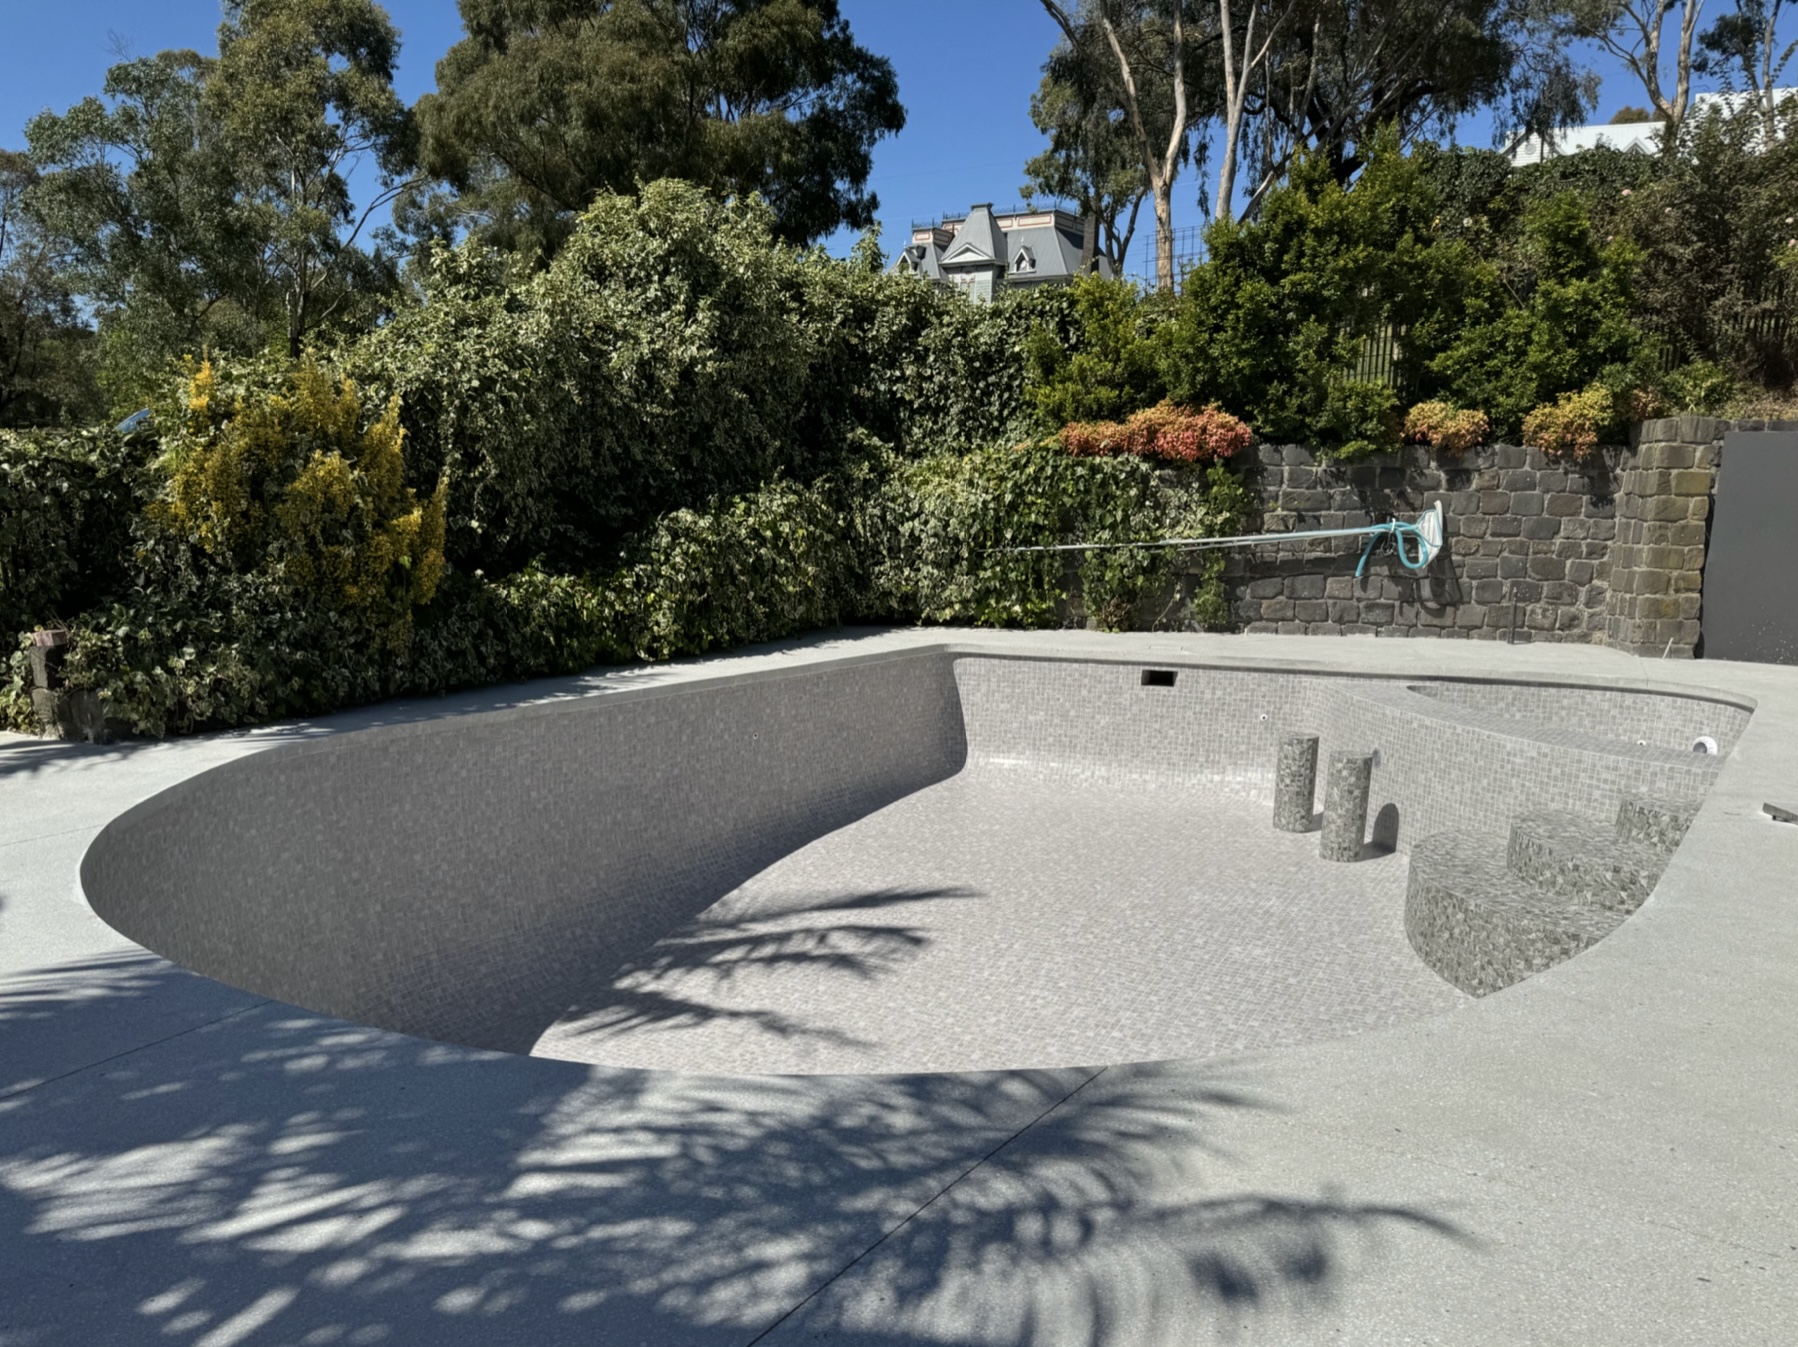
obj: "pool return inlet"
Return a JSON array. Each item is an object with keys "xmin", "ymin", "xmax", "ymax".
[{"xmin": 993, "ymin": 501, "xmax": 1446, "ymax": 581}]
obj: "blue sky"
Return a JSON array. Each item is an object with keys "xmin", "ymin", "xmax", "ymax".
[{"xmin": 4, "ymin": 1, "xmax": 1795, "ymax": 280}]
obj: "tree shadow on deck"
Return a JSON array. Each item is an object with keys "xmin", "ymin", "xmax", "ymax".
[{"xmin": 1, "ymin": 950, "xmax": 1477, "ymax": 1347}]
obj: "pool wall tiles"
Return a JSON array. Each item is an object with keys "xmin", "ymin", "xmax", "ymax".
[
  {"xmin": 951, "ymin": 657, "xmax": 1726, "ymax": 852},
  {"xmin": 1405, "ymin": 681, "xmax": 1750, "ymax": 755},
  {"xmin": 81, "ymin": 651, "xmax": 1736, "ymax": 1051},
  {"xmin": 951, "ymin": 655, "xmax": 1329, "ymax": 796},
  {"xmin": 1317, "ymin": 683, "xmax": 1720, "ymax": 851},
  {"xmin": 81, "ymin": 650, "xmax": 968, "ymax": 1051}
]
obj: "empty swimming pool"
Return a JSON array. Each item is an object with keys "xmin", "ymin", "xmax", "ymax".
[{"xmin": 79, "ymin": 649, "xmax": 1744, "ymax": 1074}]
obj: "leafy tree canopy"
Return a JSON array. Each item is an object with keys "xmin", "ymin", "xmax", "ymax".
[
  {"xmin": 25, "ymin": 51, "xmax": 265, "ymax": 410},
  {"xmin": 1022, "ymin": 26, "xmax": 1154, "ymax": 275},
  {"xmin": 1249, "ymin": 0, "xmax": 1594, "ymax": 195},
  {"xmin": 210, "ymin": 0, "xmax": 417, "ymax": 358},
  {"xmin": 412, "ymin": 0, "xmax": 905, "ymax": 263},
  {"xmin": 0, "ymin": 150, "xmax": 101, "ymax": 426},
  {"xmin": 24, "ymin": 0, "xmax": 415, "ymax": 408}
]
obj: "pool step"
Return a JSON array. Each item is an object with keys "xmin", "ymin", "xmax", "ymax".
[
  {"xmin": 1614, "ymin": 794, "xmax": 1697, "ymax": 853},
  {"xmin": 1407, "ymin": 791, "xmax": 1700, "ymax": 995},
  {"xmin": 1406, "ymin": 831, "xmax": 1620, "ymax": 997},
  {"xmin": 1506, "ymin": 813, "xmax": 1667, "ymax": 915}
]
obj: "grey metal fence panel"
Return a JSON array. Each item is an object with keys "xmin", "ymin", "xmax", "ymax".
[{"xmin": 1701, "ymin": 430, "xmax": 1798, "ymax": 663}]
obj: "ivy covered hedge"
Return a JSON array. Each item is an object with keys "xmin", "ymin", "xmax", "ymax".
[
  {"xmin": 18, "ymin": 445, "xmax": 1247, "ymax": 736},
  {"xmin": 349, "ymin": 183, "xmax": 1071, "ymax": 576},
  {"xmin": 0, "ymin": 427, "xmax": 139, "ymax": 642},
  {"xmin": 868, "ymin": 442, "xmax": 1251, "ymax": 632},
  {"xmin": 12, "ymin": 116, "xmax": 1796, "ymax": 738}
]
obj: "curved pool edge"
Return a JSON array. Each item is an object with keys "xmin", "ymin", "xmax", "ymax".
[{"xmin": 12, "ymin": 628, "xmax": 1798, "ymax": 1345}]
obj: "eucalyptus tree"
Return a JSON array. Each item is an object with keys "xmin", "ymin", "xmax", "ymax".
[
  {"xmin": 1022, "ymin": 31, "xmax": 1152, "ymax": 275},
  {"xmin": 1696, "ymin": 0, "xmax": 1796, "ymax": 139},
  {"xmin": 1241, "ymin": 0, "xmax": 1593, "ymax": 209},
  {"xmin": 26, "ymin": 0, "xmax": 415, "ymax": 400},
  {"xmin": 414, "ymin": 0, "xmax": 905, "ymax": 263},
  {"xmin": 1037, "ymin": 1, "xmax": 1217, "ymax": 292},
  {"xmin": 209, "ymin": 0, "xmax": 417, "ymax": 357},
  {"xmin": 0, "ymin": 151, "xmax": 98, "ymax": 425},
  {"xmin": 25, "ymin": 50, "xmax": 267, "ymax": 407},
  {"xmin": 1214, "ymin": 0, "xmax": 1296, "ymax": 223},
  {"xmin": 1555, "ymin": 0, "xmax": 1709, "ymax": 147}
]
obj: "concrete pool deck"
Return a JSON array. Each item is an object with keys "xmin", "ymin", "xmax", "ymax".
[{"xmin": 3, "ymin": 630, "xmax": 1795, "ymax": 1345}]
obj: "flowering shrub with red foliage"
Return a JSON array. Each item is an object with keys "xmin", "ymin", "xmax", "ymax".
[{"xmin": 1060, "ymin": 401, "xmax": 1252, "ymax": 464}]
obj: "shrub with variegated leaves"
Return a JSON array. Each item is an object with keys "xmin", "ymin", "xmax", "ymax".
[
  {"xmin": 1522, "ymin": 386, "xmax": 1615, "ymax": 462},
  {"xmin": 1402, "ymin": 401, "xmax": 1490, "ymax": 455}
]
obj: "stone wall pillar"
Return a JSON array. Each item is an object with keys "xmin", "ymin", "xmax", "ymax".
[{"xmin": 1604, "ymin": 417, "xmax": 1725, "ymax": 658}]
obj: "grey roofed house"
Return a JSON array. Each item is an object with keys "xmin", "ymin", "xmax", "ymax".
[{"xmin": 895, "ymin": 203, "xmax": 1112, "ymax": 300}]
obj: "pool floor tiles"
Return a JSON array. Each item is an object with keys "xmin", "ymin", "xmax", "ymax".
[{"xmin": 532, "ymin": 772, "xmax": 1472, "ymax": 1075}]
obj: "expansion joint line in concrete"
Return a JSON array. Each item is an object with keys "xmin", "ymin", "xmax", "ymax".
[
  {"xmin": 0, "ymin": 994, "xmax": 272, "ymax": 1100},
  {"xmin": 0, "ymin": 825, "xmax": 101, "ymax": 850},
  {"xmin": 741, "ymin": 1065, "xmax": 1111, "ymax": 1346}
]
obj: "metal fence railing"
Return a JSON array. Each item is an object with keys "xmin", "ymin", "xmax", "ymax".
[
  {"xmin": 1345, "ymin": 324, "xmax": 1407, "ymax": 393},
  {"xmin": 1638, "ymin": 281, "xmax": 1797, "ymax": 375},
  {"xmin": 1125, "ymin": 225, "xmax": 1208, "ymax": 289}
]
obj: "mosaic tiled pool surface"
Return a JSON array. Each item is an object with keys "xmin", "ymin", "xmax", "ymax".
[
  {"xmin": 535, "ymin": 776, "xmax": 1469, "ymax": 1075},
  {"xmin": 81, "ymin": 650, "xmax": 1736, "ymax": 1069}
]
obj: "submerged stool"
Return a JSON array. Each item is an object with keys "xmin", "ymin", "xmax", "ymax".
[
  {"xmin": 1273, "ymin": 734, "xmax": 1320, "ymax": 832},
  {"xmin": 1321, "ymin": 751, "xmax": 1374, "ymax": 862}
]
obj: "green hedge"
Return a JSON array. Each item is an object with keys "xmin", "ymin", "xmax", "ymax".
[
  {"xmin": 40, "ymin": 440, "xmax": 1256, "ymax": 737},
  {"xmin": 350, "ymin": 182, "xmax": 1072, "ymax": 576},
  {"xmin": 1, "ymin": 427, "xmax": 143, "ymax": 731},
  {"xmin": 0, "ymin": 427, "xmax": 139, "ymax": 640},
  {"xmin": 868, "ymin": 442, "xmax": 1253, "ymax": 632}
]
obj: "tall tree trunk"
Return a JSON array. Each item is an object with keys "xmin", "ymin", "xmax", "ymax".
[
  {"xmin": 1759, "ymin": 0, "xmax": 1783, "ymax": 143},
  {"xmin": 1099, "ymin": 5, "xmax": 1187, "ymax": 292},
  {"xmin": 1607, "ymin": 0, "xmax": 1707, "ymax": 148},
  {"xmin": 1151, "ymin": 178, "xmax": 1174, "ymax": 290},
  {"xmin": 1040, "ymin": 1, "xmax": 1190, "ymax": 293},
  {"xmin": 1668, "ymin": 0, "xmax": 1703, "ymax": 141},
  {"xmin": 1216, "ymin": 0, "xmax": 1286, "ymax": 226}
]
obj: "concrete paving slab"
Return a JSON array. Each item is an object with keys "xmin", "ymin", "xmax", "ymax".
[
  {"xmin": 763, "ymin": 1060, "xmax": 1798, "ymax": 1346},
  {"xmin": 1, "ymin": 995, "xmax": 1093, "ymax": 1347},
  {"xmin": 3, "ymin": 628, "xmax": 1796, "ymax": 1345}
]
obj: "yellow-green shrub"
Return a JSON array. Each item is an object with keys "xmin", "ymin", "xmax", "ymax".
[
  {"xmin": 1521, "ymin": 385, "xmax": 1615, "ymax": 462},
  {"xmin": 157, "ymin": 358, "xmax": 446, "ymax": 644},
  {"xmin": 57, "ymin": 358, "xmax": 451, "ymax": 735},
  {"xmin": 1402, "ymin": 401, "xmax": 1490, "ymax": 455}
]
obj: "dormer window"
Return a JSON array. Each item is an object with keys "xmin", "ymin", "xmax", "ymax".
[{"xmin": 1013, "ymin": 247, "xmax": 1036, "ymax": 274}]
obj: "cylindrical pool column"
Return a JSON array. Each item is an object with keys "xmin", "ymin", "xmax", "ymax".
[
  {"xmin": 1320, "ymin": 751, "xmax": 1374, "ymax": 862},
  {"xmin": 1273, "ymin": 734, "xmax": 1320, "ymax": 832}
]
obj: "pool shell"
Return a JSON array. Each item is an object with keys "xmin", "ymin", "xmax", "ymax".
[{"xmin": 78, "ymin": 650, "xmax": 1748, "ymax": 1071}]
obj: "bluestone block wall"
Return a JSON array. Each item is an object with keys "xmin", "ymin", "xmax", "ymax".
[{"xmin": 1214, "ymin": 418, "xmax": 1792, "ymax": 655}]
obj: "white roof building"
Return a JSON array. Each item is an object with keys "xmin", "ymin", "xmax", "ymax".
[{"xmin": 1509, "ymin": 90, "xmax": 1798, "ymax": 166}]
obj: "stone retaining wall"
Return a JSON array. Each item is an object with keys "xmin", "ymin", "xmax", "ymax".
[{"xmin": 1211, "ymin": 416, "xmax": 1795, "ymax": 656}]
